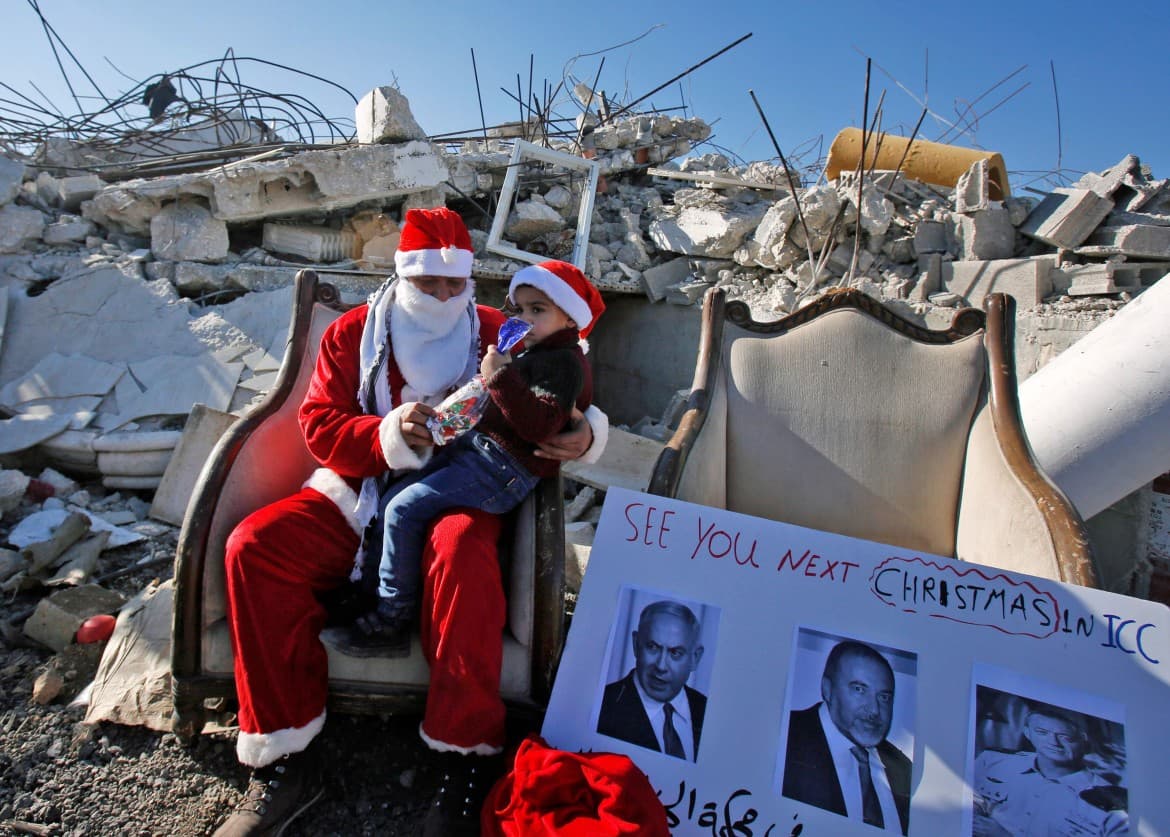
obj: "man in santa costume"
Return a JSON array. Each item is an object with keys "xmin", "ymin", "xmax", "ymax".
[{"xmin": 213, "ymin": 207, "xmax": 608, "ymax": 837}]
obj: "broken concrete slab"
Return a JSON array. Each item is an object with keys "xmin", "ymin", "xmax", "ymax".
[
  {"xmin": 564, "ymin": 520, "xmax": 595, "ymax": 594},
  {"xmin": 0, "ymin": 204, "xmax": 46, "ymax": 253},
  {"xmin": 562, "ymin": 426, "xmax": 664, "ymax": 493},
  {"xmin": 150, "ymin": 404, "xmax": 237, "ymax": 525},
  {"xmin": 150, "ymin": 200, "xmax": 230, "ymax": 263},
  {"xmin": 954, "ymin": 158, "xmax": 990, "ymax": 213},
  {"xmin": 648, "ymin": 202, "xmax": 766, "ymax": 258},
  {"xmin": 1020, "ymin": 188, "xmax": 1114, "ymax": 249},
  {"xmin": 95, "ymin": 354, "xmax": 242, "ymax": 431},
  {"xmin": 262, "ymin": 223, "xmax": 357, "ymax": 262},
  {"xmin": 355, "ymin": 86, "xmax": 427, "ymax": 144},
  {"xmin": 504, "ymin": 199, "xmax": 565, "ymax": 242},
  {"xmin": 1080, "ymin": 224, "xmax": 1170, "ymax": 260},
  {"xmin": 0, "ymin": 353, "xmax": 124, "ymax": 409},
  {"xmin": 942, "ymin": 257, "xmax": 1056, "ymax": 308},
  {"xmin": 23, "ymin": 584, "xmax": 126, "ymax": 652},
  {"xmin": 640, "ymin": 258, "xmax": 693, "ymax": 303},
  {"xmin": 8, "ymin": 506, "xmax": 146, "ymax": 550},
  {"xmin": 86, "ymin": 141, "xmax": 448, "ymax": 234},
  {"xmin": 0, "ymin": 263, "xmax": 208, "ymax": 388},
  {"xmin": 43, "ymin": 216, "xmax": 96, "ymax": 245},
  {"xmin": 0, "ymin": 413, "xmax": 73, "ymax": 454}
]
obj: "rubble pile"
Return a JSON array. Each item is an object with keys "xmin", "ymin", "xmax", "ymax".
[{"xmin": 2, "ymin": 79, "xmax": 1168, "ymax": 639}]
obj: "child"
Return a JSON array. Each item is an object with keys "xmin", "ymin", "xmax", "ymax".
[{"xmin": 329, "ymin": 260, "xmax": 605, "ymax": 656}]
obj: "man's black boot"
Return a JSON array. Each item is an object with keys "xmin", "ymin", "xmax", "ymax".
[
  {"xmin": 212, "ymin": 747, "xmax": 324, "ymax": 837},
  {"xmin": 421, "ymin": 751, "xmax": 506, "ymax": 837}
]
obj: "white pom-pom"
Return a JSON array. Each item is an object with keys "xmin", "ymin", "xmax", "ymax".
[{"xmin": 441, "ymin": 246, "xmax": 457, "ymax": 264}]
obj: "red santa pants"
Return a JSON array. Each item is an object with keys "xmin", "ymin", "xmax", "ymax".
[{"xmin": 224, "ymin": 487, "xmax": 506, "ymax": 765}]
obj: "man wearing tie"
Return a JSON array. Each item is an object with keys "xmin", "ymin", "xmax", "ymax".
[
  {"xmin": 596, "ymin": 600, "xmax": 708, "ymax": 762},
  {"xmin": 781, "ymin": 639, "xmax": 912, "ymax": 834}
]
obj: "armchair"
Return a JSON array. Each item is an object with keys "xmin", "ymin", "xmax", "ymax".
[
  {"xmin": 171, "ymin": 269, "xmax": 566, "ymax": 739},
  {"xmin": 648, "ymin": 287, "xmax": 1097, "ymax": 587}
]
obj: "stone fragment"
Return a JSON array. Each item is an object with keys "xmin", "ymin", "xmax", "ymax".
[
  {"xmin": 666, "ymin": 278, "xmax": 711, "ymax": 305},
  {"xmin": 0, "ymin": 204, "xmax": 46, "ymax": 252},
  {"xmin": 43, "ymin": 216, "xmax": 96, "ymax": 245},
  {"xmin": 1020, "ymin": 188, "xmax": 1114, "ymax": 249},
  {"xmin": 955, "ymin": 206, "xmax": 1015, "ymax": 261},
  {"xmin": 54, "ymin": 174, "xmax": 104, "ymax": 210},
  {"xmin": 543, "ymin": 185, "xmax": 574, "ymax": 213},
  {"xmin": 942, "ymin": 257, "xmax": 1055, "ymax": 308},
  {"xmin": 150, "ymin": 404, "xmax": 238, "ymax": 525},
  {"xmin": 37, "ymin": 468, "xmax": 79, "ymax": 497},
  {"xmin": 22, "ymin": 584, "xmax": 126, "ymax": 652},
  {"xmin": 954, "ymin": 159, "xmax": 989, "ymax": 213},
  {"xmin": 737, "ymin": 195, "xmax": 797, "ymax": 268},
  {"xmin": 649, "ymin": 203, "xmax": 765, "ymax": 258},
  {"xmin": 504, "ymin": 200, "xmax": 565, "ymax": 242},
  {"xmin": 151, "ymin": 200, "xmax": 229, "ymax": 263},
  {"xmin": 0, "ymin": 469, "xmax": 31, "ymax": 516},
  {"xmin": 914, "ymin": 220, "xmax": 948, "ymax": 254},
  {"xmin": 355, "ymin": 86, "xmax": 427, "ymax": 144},
  {"xmin": 564, "ymin": 520, "xmax": 595, "ymax": 594},
  {"xmin": 33, "ymin": 664, "xmax": 65, "ymax": 705},
  {"xmin": 640, "ymin": 258, "xmax": 693, "ymax": 303},
  {"xmin": 1, "ymin": 156, "xmax": 25, "ymax": 206}
]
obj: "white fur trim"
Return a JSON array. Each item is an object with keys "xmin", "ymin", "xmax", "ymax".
[
  {"xmin": 418, "ymin": 721, "xmax": 503, "ymax": 756},
  {"xmin": 379, "ymin": 404, "xmax": 427, "ymax": 471},
  {"xmin": 237, "ymin": 710, "xmax": 326, "ymax": 768},
  {"xmin": 303, "ymin": 468, "xmax": 363, "ymax": 536},
  {"xmin": 577, "ymin": 404, "xmax": 609, "ymax": 466},
  {"xmin": 510, "ymin": 264, "xmax": 593, "ymax": 333},
  {"xmin": 395, "ymin": 247, "xmax": 473, "ymax": 278}
]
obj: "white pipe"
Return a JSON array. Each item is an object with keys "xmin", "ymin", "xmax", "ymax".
[{"xmin": 1019, "ymin": 276, "xmax": 1170, "ymax": 519}]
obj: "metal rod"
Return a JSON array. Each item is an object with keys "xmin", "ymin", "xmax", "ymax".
[
  {"xmin": 572, "ymin": 57, "xmax": 606, "ymax": 153},
  {"xmin": 848, "ymin": 58, "xmax": 872, "ymax": 283},
  {"xmin": 471, "ymin": 48, "xmax": 488, "ymax": 145},
  {"xmin": 604, "ymin": 32, "xmax": 753, "ymax": 124},
  {"xmin": 748, "ymin": 89, "xmax": 816, "ymax": 277}
]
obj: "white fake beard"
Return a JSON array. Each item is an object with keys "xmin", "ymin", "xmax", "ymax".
[{"xmin": 390, "ymin": 278, "xmax": 476, "ymax": 399}]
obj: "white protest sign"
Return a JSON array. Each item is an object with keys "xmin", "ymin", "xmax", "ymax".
[{"xmin": 542, "ymin": 488, "xmax": 1170, "ymax": 836}]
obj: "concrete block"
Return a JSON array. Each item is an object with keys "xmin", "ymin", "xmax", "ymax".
[
  {"xmin": 44, "ymin": 216, "xmax": 96, "ymax": 245},
  {"xmin": 0, "ymin": 469, "xmax": 31, "ymax": 516},
  {"xmin": 914, "ymin": 220, "xmax": 948, "ymax": 254},
  {"xmin": 561, "ymin": 427, "xmax": 663, "ymax": 493},
  {"xmin": 956, "ymin": 206, "xmax": 1015, "ymax": 261},
  {"xmin": 151, "ymin": 200, "xmax": 229, "ymax": 263},
  {"xmin": 1082, "ymin": 224, "xmax": 1170, "ymax": 259},
  {"xmin": 666, "ymin": 279, "xmax": 711, "ymax": 305},
  {"xmin": 1020, "ymin": 188, "xmax": 1114, "ymax": 249},
  {"xmin": 504, "ymin": 200, "xmax": 565, "ymax": 242},
  {"xmin": 954, "ymin": 158, "xmax": 989, "ymax": 213},
  {"xmin": 640, "ymin": 258, "xmax": 692, "ymax": 303},
  {"xmin": 909, "ymin": 254, "xmax": 942, "ymax": 302},
  {"xmin": 23, "ymin": 584, "xmax": 126, "ymax": 652},
  {"xmin": 1, "ymin": 156, "xmax": 26, "ymax": 206},
  {"xmin": 355, "ymin": 86, "xmax": 426, "ymax": 144},
  {"xmin": 55, "ymin": 174, "xmax": 104, "ymax": 210},
  {"xmin": 943, "ymin": 257, "xmax": 1055, "ymax": 308},
  {"xmin": 0, "ymin": 204, "xmax": 46, "ymax": 253},
  {"xmin": 150, "ymin": 406, "xmax": 239, "ymax": 526}
]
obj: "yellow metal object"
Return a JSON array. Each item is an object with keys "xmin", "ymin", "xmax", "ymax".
[{"xmin": 825, "ymin": 127, "xmax": 1010, "ymax": 200}]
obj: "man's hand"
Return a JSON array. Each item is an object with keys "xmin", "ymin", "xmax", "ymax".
[
  {"xmin": 399, "ymin": 402, "xmax": 437, "ymax": 447},
  {"xmin": 480, "ymin": 345, "xmax": 510, "ymax": 378},
  {"xmin": 535, "ymin": 407, "xmax": 593, "ymax": 461}
]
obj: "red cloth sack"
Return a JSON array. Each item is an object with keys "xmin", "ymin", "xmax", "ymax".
[{"xmin": 482, "ymin": 735, "xmax": 669, "ymax": 836}]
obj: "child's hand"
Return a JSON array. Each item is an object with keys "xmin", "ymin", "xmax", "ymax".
[{"xmin": 481, "ymin": 345, "xmax": 510, "ymax": 377}]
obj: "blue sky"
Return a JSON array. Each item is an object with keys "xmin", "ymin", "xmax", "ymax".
[{"xmin": 4, "ymin": 0, "xmax": 1168, "ymax": 195}]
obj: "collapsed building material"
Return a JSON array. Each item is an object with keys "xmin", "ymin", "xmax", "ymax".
[
  {"xmin": 1019, "ymin": 188, "xmax": 1114, "ymax": 249},
  {"xmin": 22, "ymin": 583, "xmax": 126, "ymax": 652},
  {"xmin": 1019, "ymin": 274, "xmax": 1170, "ymax": 521},
  {"xmin": 824, "ymin": 128, "xmax": 1010, "ymax": 199}
]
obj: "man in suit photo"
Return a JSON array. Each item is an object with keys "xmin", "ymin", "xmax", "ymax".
[
  {"xmin": 781, "ymin": 639, "xmax": 912, "ymax": 834},
  {"xmin": 596, "ymin": 599, "xmax": 708, "ymax": 762}
]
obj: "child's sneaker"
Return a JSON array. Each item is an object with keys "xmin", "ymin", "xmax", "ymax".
[{"xmin": 320, "ymin": 606, "xmax": 412, "ymax": 658}]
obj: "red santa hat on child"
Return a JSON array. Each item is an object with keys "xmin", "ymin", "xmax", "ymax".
[
  {"xmin": 394, "ymin": 207, "xmax": 474, "ymax": 279},
  {"xmin": 508, "ymin": 260, "xmax": 606, "ymax": 339}
]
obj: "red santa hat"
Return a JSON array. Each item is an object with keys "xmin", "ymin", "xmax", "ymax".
[
  {"xmin": 508, "ymin": 260, "xmax": 606, "ymax": 339},
  {"xmin": 394, "ymin": 207, "xmax": 474, "ymax": 279}
]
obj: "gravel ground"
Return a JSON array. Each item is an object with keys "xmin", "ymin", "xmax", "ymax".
[{"xmin": 0, "ymin": 481, "xmax": 538, "ymax": 837}]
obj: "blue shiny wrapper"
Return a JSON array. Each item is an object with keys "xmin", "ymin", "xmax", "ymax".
[{"xmin": 497, "ymin": 317, "xmax": 532, "ymax": 353}]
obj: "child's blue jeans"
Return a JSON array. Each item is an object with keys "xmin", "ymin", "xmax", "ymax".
[{"xmin": 372, "ymin": 430, "xmax": 539, "ymax": 620}]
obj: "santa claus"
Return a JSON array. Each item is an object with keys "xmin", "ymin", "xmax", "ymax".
[{"xmin": 213, "ymin": 207, "xmax": 607, "ymax": 837}]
